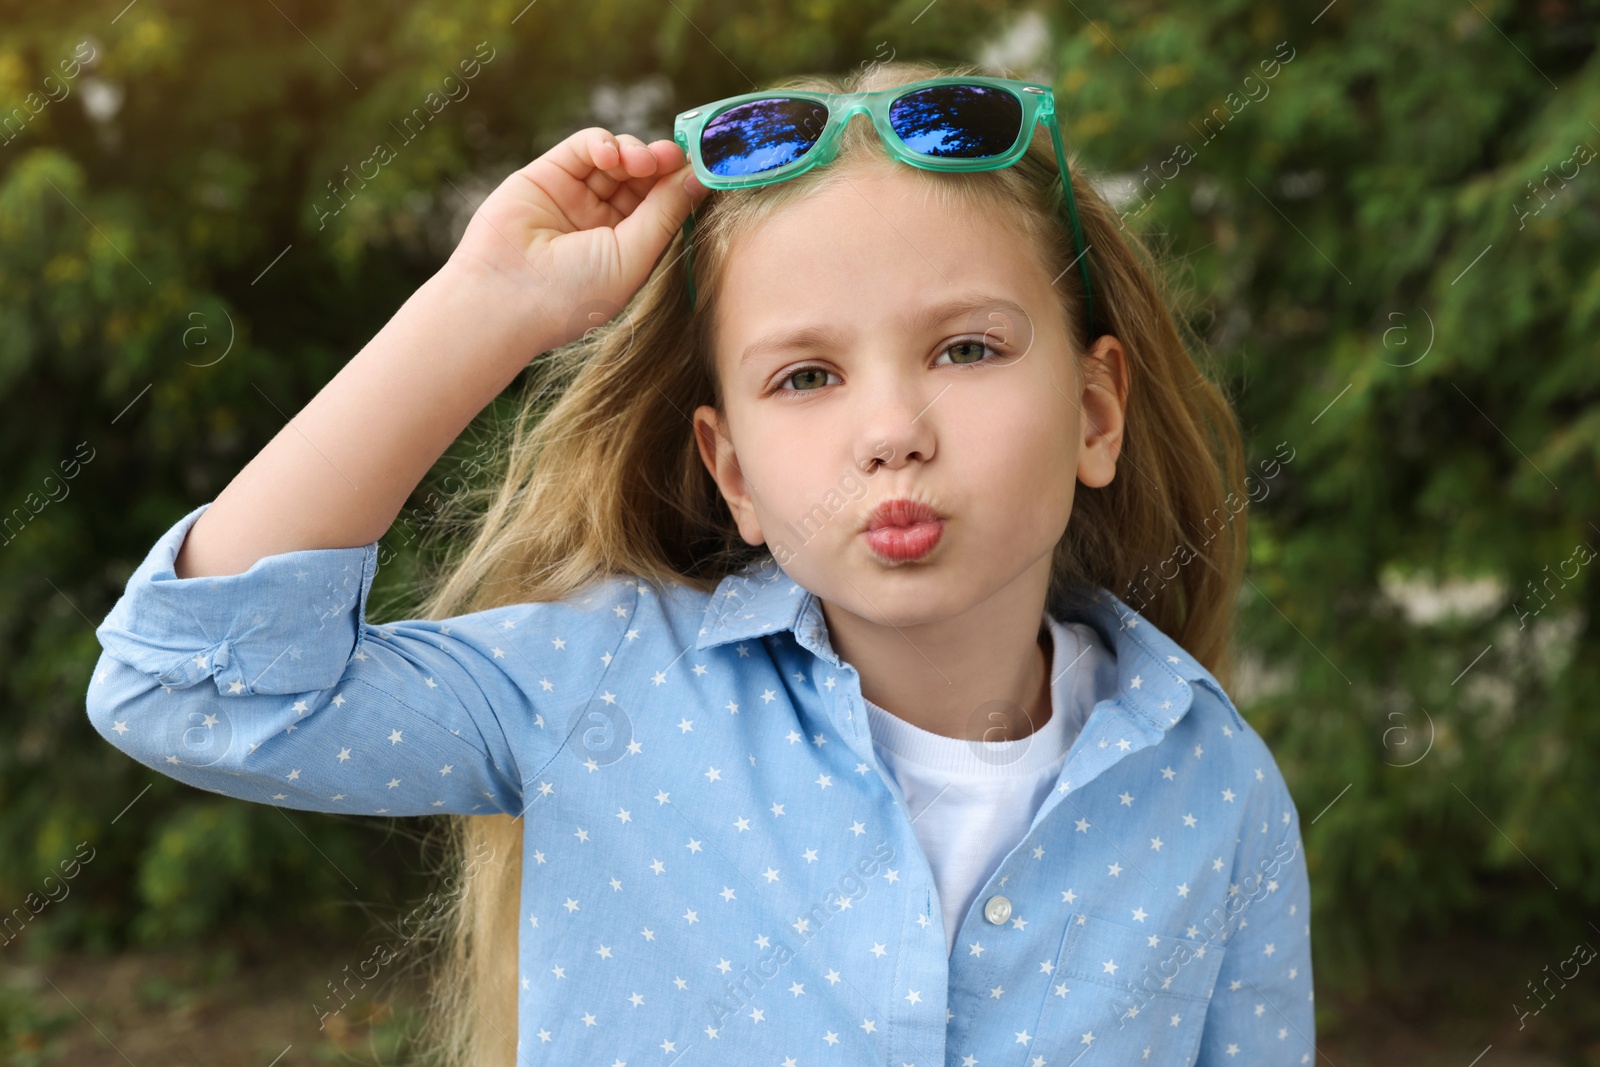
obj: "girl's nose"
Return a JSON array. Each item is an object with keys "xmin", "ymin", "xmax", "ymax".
[{"xmin": 851, "ymin": 364, "xmax": 938, "ymax": 472}]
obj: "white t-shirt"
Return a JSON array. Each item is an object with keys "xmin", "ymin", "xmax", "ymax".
[{"xmin": 863, "ymin": 612, "xmax": 1116, "ymax": 957}]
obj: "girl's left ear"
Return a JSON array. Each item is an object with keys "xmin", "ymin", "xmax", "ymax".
[{"xmin": 1075, "ymin": 334, "xmax": 1128, "ymax": 489}]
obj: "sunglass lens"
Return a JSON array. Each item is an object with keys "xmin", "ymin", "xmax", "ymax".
[
  {"xmin": 888, "ymin": 84, "xmax": 1023, "ymax": 159},
  {"xmin": 700, "ymin": 97, "xmax": 830, "ymax": 177}
]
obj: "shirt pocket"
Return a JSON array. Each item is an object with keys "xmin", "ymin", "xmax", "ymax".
[
  {"xmin": 1029, "ymin": 912, "xmax": 1225, "ymax": 1064},
  {"xmin": 1058, "ymin": 911, "xmax": 1225, "ymax": 1004}
]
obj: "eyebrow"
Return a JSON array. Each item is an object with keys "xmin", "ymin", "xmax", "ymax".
[{"xmin": 737, "ymin": 293, "xmax": 1033, "ymax": 368}]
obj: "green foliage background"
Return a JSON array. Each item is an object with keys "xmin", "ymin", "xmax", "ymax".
[{"xmin": 2, "ymin": 0, "xmax": 1597, "ymax": 1033}]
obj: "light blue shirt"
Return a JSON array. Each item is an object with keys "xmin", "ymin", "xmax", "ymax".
[{"xmin": 87, "ymin": 503, "xmax": 1315, "ymax": 1065}]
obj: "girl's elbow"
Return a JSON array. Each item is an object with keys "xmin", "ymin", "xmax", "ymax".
[
  {"xmin": 85, "ymin": 651, "xmax": 141, "ymax": 744},
  {"xmin": 85, "ymin": 653, "xmax": 232, "ymax": 769}
]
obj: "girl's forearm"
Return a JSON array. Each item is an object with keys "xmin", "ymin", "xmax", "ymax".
[{"xmin": 174, "ymin": 263, "xmax": 556, "ymax": 578}]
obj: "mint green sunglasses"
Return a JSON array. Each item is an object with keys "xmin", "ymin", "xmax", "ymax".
[{"xmin": 671, "ymin": 75, "xmax": 1097, "ymax": 340}]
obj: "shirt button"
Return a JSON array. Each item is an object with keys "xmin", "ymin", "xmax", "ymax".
[{"xmin": 983, "ymin": 895, "xmax": 1012, "ymax": 925}]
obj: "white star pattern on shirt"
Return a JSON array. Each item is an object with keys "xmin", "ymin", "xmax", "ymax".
[{"xmin": 85, "ymin": 518, "xmax": 1315, "ymax": 1065}]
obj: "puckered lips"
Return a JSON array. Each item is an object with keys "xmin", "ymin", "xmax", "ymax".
[{"xmin": 862, "ymin": 498, "xmax": 944, "ymax": 563}]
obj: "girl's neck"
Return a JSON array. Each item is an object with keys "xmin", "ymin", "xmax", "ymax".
[{"xmin": 820, "ymin": 557, "xmax": 1056, "ymax": 743}]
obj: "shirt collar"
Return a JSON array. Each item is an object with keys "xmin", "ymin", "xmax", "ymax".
[{"xmin": 695, "ymin": 555, "xmax": 1242, "ymax": 736}]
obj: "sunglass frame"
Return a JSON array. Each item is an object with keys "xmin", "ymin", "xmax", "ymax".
[{"xmin": 671, "ymin": 75, "xmax": 1096, "ymax": 336}]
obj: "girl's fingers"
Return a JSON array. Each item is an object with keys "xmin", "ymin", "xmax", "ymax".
[
  {"xmin": 511, "ymin": 126, "xmax": 700, "ymax": 234},
  {"xmin": 535, "ymin": 126, "xmax": 631, "ymax": 184},
  {"xmin": 650, "ymin": 139, "xmax": 687, "ymax": 172},
  {"xmin": 528, "ymin": 128, "xmax": 687, "ymax": 193},
  {"xmin": 582, "ymin": 135, "xmax": 653, "ymax": 200},
  {"xmin": 614, "ymin": 133, "xmax": 657, "ymax": 177},
  {"xmin": 613, "ymin": 156, "xmax": 711, "ymax": 282},
  {"xmin": 600, "ymin": 141, "xmax": 694, "ymax": 222},
  {"xmin": 609, "ymin": 142, "xmax": 687, "ymax": 208},
  {"xmin": 589, "ymin": 129, "xmax": 621, "ymax": 171},
  {"xmin": 605, "ymin": 184, "xmax": 647, "ymax": 218},
  {"xmin": 591, "ymin": 140, "xmax": 689, "ymax": 213},
  {"xmin": 578, "ymin": 136, "xmax": 678, "ymax": 203}
]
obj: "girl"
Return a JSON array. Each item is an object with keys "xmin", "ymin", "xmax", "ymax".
[{"xmin": 87, "ymin": 59, "xmax": 1313, "ymax": 1066}]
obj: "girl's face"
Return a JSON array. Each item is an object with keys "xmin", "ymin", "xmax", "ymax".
[{"xmin": 693, "ymin": 162, "xmax": 1126, "ymax": 629}]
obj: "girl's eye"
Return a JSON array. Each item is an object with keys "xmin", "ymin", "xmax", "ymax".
[
  {"xmin": 936, "ymin": 338, "xmax": 1005, "ymax": 367},
  {"xmin": 776, "ymin": 367, "xmax": 837, "ymax": 394},
  {"xmin": 770, "ymin": 339, "xmax": 1006, "ymax": 396}
]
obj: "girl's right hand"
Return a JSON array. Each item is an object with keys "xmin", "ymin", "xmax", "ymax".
[
  {"xmin": 447, "ymin": 127, "xmax": 712, "ymax": 349},
  {"xmin": 174, "ymin": 135, "xmax": 710, "ymax": 579}
]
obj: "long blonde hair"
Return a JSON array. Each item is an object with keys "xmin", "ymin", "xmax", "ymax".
[{"xmin": 412, "ymin": 59, "xmax": 1247, "ymax": 1067}]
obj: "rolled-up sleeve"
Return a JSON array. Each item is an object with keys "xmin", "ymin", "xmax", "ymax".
[
  {"xmin": 95, "ymin": 504, "xmax": 380, "ymax": 696},
  {"xmin": 87, "ymin": 503, "xmax": 638, "ymax": 817}
]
